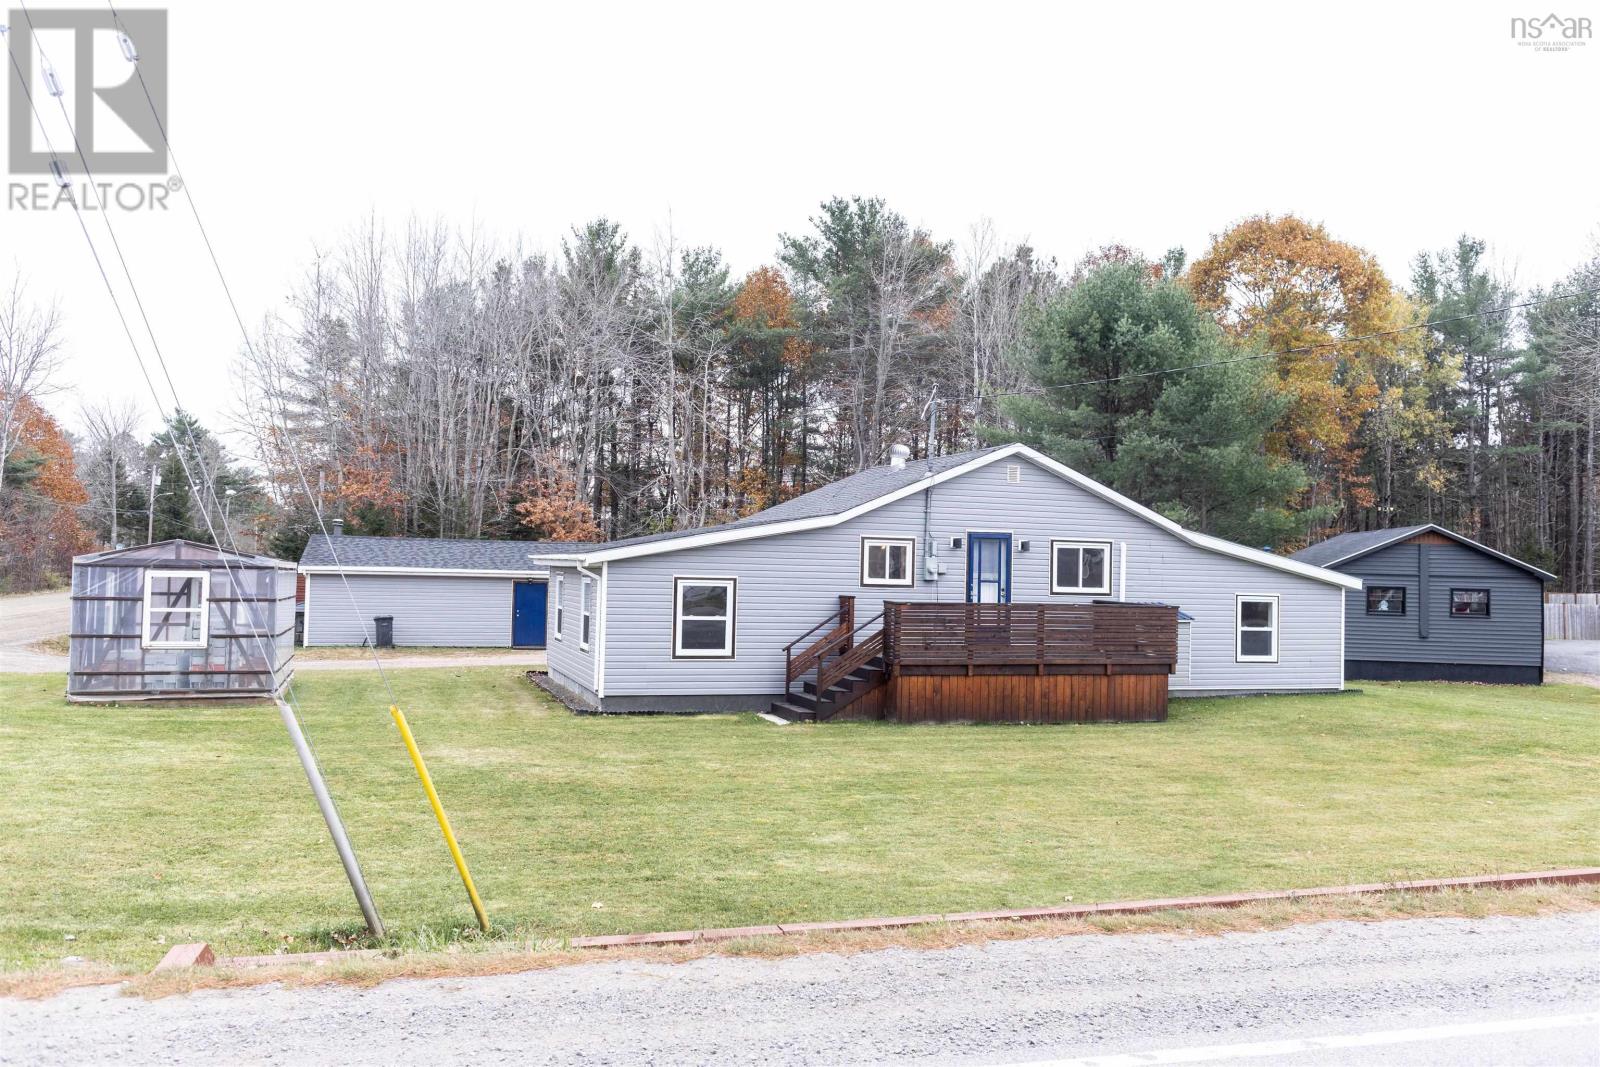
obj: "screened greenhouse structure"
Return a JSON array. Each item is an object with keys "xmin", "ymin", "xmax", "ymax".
[{"xmin": 68, "ymin": 540, "xmax": 298, "ymax": 701}]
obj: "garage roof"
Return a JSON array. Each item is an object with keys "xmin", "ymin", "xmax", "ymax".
[{"xmin": 300, "ymin": 533, "xmax": 599, "ymax": 574}]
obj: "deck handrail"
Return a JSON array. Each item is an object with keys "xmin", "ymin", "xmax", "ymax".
[
  {"xmin": 816, "ymin": 610, "xmax": 886, "ymax": 694},
  {"xmin": 784, "ymin": 595, "xmax": 856, "ymax": 687},
  {"xmin": 885, "ymin": 602, "xmax": 1177, "ymax": 670}
]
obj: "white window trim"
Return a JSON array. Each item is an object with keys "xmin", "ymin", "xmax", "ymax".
[
  {"xmin": 1235, "ymin": 593, "xmax": 1280, "ymax": 664},
  {"xmin": 579, "ymin": 576, "xmax": 592, "ymax": 651},
  {"xmin": 1050, "ymin": 539, "xmax": 1113, "ymax": 595},
  {"xmin": 673, "ymin": 576, "xmax": 737, "ymax": 659},
  {"xmin": 860, "ymin": 535, "xmax": 915, "ymax": 588},
  {"xmin": 142, "ymin": 569, "xmax": 211, "ymax": 650},
  {"xmin": 553, "ymin": 574, "xmax": 565, "ymax": 640}
]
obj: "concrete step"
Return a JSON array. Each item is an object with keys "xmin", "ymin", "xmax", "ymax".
[{"xmin": 768, "ymin": 701, "xmax": 817, "ymax": 723}]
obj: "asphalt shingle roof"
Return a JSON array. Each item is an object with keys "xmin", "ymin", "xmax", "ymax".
[
  {"xmin": 1289, "ymin": 526, "xmax": 1430, "ymax": 568},
  {"xmin": 1290, "ymin": 524, "xmax": 1557, "ymax": 581},
  {"xmin": 585, "ymin": 446, "xmax": 1008, "ymax": 553},
  {"xmin": 300, "ymin": 533, "xmax": 596, "ymax": 571}
]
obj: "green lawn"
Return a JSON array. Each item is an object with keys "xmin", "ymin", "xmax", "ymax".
[{"xmin": 1, "ymin": 669, "xmax": 1596, "ymax": 972}]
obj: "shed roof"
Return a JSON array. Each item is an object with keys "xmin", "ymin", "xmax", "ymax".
[
  {"xmin": 1289, "ymin": 524, "xmax": 1557, "ymax": 581},
  {"xmin": 74, "ymin": 538, "xmax": 293, "ymax": 569},
  {"xmin": 300, "ymin": 532, "xmax": 598, "ymax": 573}
]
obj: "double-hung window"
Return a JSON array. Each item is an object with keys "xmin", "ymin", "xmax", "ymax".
[
  {"xmin": 553, "ymin": 574, "xmax": 565, "ymax": 639},
  {"xmin": 673, "ymin": 577, "xmax": 736, "ymax": 658},
  {"xmin": 1235, "ymin": 594, "xmax": 1279, "ymax": 663},
  {"xmin": 1366, "ymin": 586, "xmax": 1406, "ymax": 615},
  {"xmin": 1450, "ymin": 588, "xmax": 1490, "ymax": 617},
  {"xmin": 579, "ymin": 577, "xmax": 593, "ymax": 649},
  {"xmin": 1050, "ymin": 540, "xmax": 1111, "ymax": 595},
  {"xmin": 142, "ymin": 570, "xmax": 210, "ymax": 649},
  {"xmin": 860, "ymin": 537, "xmax": 914, "ymax": 587}
]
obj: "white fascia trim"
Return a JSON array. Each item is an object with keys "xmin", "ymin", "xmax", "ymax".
[
  {"xmin": 298, "ymin": 565, "xmax": 550, "ymax": 579},
  {"xmin": 545, "ymin": 443, "xmax": 1363, "ymax": 590},
  {"xmin": 1316, "ymin": 524, "xmax": 1558, "ymax": 582}
]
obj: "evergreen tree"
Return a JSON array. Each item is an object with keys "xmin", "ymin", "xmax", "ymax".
[{"xmin": 1000, "ymin": 261, "xmax": 1321, "ymax": 548}]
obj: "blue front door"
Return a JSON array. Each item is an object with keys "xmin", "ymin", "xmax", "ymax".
[
  {"xmin": 967, "ymin": 533, "xmax": 1012, "ymax": 603},
  {"xmin": 512, "ymin": 580, "xmax": 547, "ymax": 648}
]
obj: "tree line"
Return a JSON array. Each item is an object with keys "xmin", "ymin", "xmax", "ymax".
[{"xmin": 2, "ymin": 202, "xmax": 1596, "ymax": 593}]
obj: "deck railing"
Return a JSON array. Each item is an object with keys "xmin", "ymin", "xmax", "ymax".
[{"xmin": 884, "ymin": 601, "xmax": 1177, "ymax": 672}]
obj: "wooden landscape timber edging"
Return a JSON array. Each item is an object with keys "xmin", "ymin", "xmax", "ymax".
[{"xmin": 150, "ymin": 867, "xmax": 1600, "ymax": 969}]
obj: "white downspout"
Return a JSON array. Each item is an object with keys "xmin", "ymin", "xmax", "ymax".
[{"xmin": 1118, "ymin": 542, "xmax": 1128, "ymax": 601}]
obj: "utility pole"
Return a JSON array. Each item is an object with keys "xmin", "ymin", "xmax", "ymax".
[
  {"xmin": 224, "ymin": 487, "xmax": 237, "ymax": 540},
  {"xmin": 109, "ymin": 451, "xmax": 119, "ymax": 548},
  {"xmin": 147, "ymin": 454, "xmax": 163, "ymax": 544}
]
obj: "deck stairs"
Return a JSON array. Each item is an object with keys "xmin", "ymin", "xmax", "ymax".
[{"xmin": 769, "ymin": 656, "xmax": 887, "ymax": 722}]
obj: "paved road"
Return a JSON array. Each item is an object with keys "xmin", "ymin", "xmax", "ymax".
[
  {"xmin": 0, "ymin": 589, "xmax": 71, "ymax": 672},
  {"xmin": 1548, "ymin": 640, "xmax": 1600, "ymax": 685},
  {"xmin": 3, "ymin": 913, "xmax": 1595, "ymax": 1066}
]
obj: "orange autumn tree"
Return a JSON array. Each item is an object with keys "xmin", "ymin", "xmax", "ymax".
[
  {"xmin": 1186, "ymin": 215, "xmax": 1396, "ymax": 524},
  {"xmin": 726, "ymin": 267, "xmax": 813, "ymax": 509},
  {"xmin": 513, "ymin": 473, "xmax": 602, "ymax": 542},
  {"xmin": 0, "ymin": 395, "xmax": 91, "ymax": 590}
]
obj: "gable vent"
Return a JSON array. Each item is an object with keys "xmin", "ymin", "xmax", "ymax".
[{"xmin": 1006, "ymin": 464, "xmax": 1022, "ymax": 484}]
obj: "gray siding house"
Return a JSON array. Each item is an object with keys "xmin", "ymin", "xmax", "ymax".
[
  {"xmin": 299, "ymin": 523, "xmax": 594, "ymax": 648},
  {"xmin": 535, "ymin": 443, "xmax": 1361, "ymax": 713},
  {"xmin": 1291, "ymin": 524, "xmax": 1555, "ymax": 684}
]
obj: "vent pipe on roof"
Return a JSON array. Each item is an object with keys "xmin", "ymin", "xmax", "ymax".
[
  {"xmin": 331, "ymin": 518, "xmax": 344, "ymax": 537},
  {"xmin": 888, "ymin": 443, "xmax": 911, "ymax": 469}
]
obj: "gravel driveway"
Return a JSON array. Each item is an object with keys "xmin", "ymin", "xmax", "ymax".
[
  {"xmin": 4, "ymin": 913, "xmax": 1596, "ymax": 1066},
  {"xmin": 1547, "ymin": 640, "xmax": 1600, "ymax": 687}
]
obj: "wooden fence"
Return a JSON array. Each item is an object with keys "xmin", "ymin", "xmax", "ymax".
[{"xmin": 1546, "ymin": 593, "xmax": 1600, "ymax": 640}]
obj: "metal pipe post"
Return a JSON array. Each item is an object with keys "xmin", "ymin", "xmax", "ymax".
[{"xmin": 275, "ymin": 698, "xmax": 385, "ymax": 938}]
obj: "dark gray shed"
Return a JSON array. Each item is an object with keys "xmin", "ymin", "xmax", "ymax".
[
  {"xmin": 1291, "ymin": 524, "xmax": 1556, "ymax": 684},
  {"xmin": 68, "ymin": 539, "xmax": 298, "ymax": 700}
]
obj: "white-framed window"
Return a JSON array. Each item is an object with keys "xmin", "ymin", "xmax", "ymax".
[
  {"xmin": 553, "ymin": 574, "xmax": 565, "ymax": 639},
  {"xmin": 1235, "ymin": 594, "xmax": 1279, "ymax": 663},
  {"xmin": 860, "ymin": 536, "xmax": 914, "ymax": 587},
  {"xmin": 673, "ymin": 577, "xmax": 736, "ymax": 658},
  {"xmin": 1050, "ymin": 540, "xmax": 1112, "ymax": 595},
  {"xmin": 580, "ymin": 576, "xmax": 593, "ymax": 650},
  {"xmin": 141, "ymin": 569, "xmax": 210, "ymax": 649}
]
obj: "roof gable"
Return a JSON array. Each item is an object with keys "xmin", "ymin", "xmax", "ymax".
[
  {"xmin": 1290, "ymin": 524, "xmax": 1557, "ymax": 582},
  {"xmin": 536, "ymin": 443, "xmax": 1362, "ymax": 590}
]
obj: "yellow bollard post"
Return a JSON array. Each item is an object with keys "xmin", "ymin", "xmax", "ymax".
[{"xmin": 390, "ymin": 705, "xmax": 490, "ymax": 932}]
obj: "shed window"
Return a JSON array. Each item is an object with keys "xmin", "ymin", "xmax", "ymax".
[
  {"xmin": 1450, "ymin": 588, "xmax": 1490, "ymax": 617},
  {"xmin": 674, "ymin": 577, "xmax": 735, "ymax": 658},
  {"xmin": 860, "ymin": 537, "xmax": 914, "ymax": 587},
  {"xmin": 1051, "ymin": 540, "xmax": 1111, "ymax": 595},
  {"xmin": 580, "ymin": 577, "xmax": 593, "ymax": 649},
  {"xmin": 142, "ymin": 570, "xmax": 210, "ymax": 649},
  {"xmin": 553, "ymin": 574, "xmax": 565, "ymax": 639},
  {"xmin": 1235, "ymin": 594, "xmax": 1279, "ymax": 663},
  {"xmin": 1366, "ymin": 586, "xmax": 1406, "ymax": 615}
]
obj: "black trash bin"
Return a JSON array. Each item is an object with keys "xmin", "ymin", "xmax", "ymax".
[{"xmin": 373, "ymin": 615, "xmax": 394, "ymax": 648}]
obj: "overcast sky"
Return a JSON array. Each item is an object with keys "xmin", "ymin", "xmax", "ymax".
[{"xmin": 5, "ymin": 0, "xmax": 1596, "ymax": 450}]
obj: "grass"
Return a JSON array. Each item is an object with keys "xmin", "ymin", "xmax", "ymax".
[{"xmin": 0, "ymin": 669, "xmax": 1595, "ymax": 976}]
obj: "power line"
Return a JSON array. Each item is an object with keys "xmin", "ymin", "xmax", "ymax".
[{"xmin": 943, "ymin": 286, "xmax": 1600, "ymax": 407}]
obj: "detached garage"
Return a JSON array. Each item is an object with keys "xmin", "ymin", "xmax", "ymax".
[
  {"xmin": 1292, "ymin": 524, "xmax": 1556, "ymax": 685},
  {"xmin": 299, "ymin": 521, "xmax": 592, "ymax": 648}
]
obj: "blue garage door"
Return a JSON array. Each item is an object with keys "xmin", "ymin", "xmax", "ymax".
[{"xmin": 512, "ymin": 580, "xmax": 547, "ymax": 648}]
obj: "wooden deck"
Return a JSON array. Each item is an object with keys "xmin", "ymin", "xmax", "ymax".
[
  {"xmin": 777, "ymin": 600, "xmax": 1177, "ymax": 724},
  {"xmin": 882, "ymin": 602, "xmax": 1177, "ymax": 723}
]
